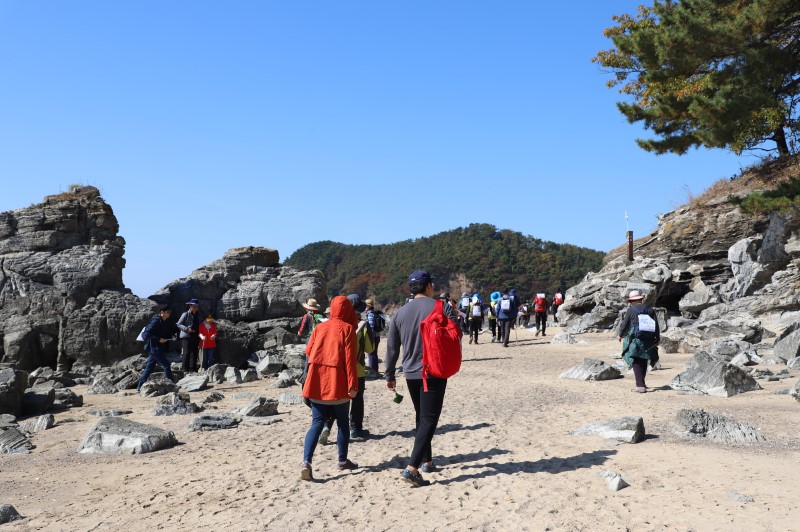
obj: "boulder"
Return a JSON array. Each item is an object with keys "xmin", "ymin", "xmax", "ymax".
[
  {"xmin": 671, "ymin": 351, "xmax": 762, "ymax": 397},
  {"xmin": 225, "ymin": 367, "xmax": 242, "ymax": 384},
  {"xmin": 19, "ymin": 414, "xmax": 55, "ymax": 434},
  {"xmin": 674, "ymin": 408, "xmax": 765, "ymax": 444},
  {"xmin": 153, "ymin": 392, "xmax": 201, "ymax": 416},
  {"xmin": 177, "ymin": 375, "xmax": 208, "ymax": 392},
  {"xmin": 22, "ymin": 387, "xmax": 55, "ymax": 416},
  {"xmin": 786, "ymin": 357, "xmax": 800, "ymax": 370},
  {"xmin": 77, "ymin": 417, "xmax": 178, "ymax": 454},
  {"xmin": 139, "ymin": 378, "xmax": 178, "ymax": 398},
  {"xmin": 256, "ymin": 354, "xmax": 284, "ymax": 376},
  {"xmin": 0, "ymin": 414, "xmax": 16, "ymax": 429},
  {"xmin": 201, "ymin": 391, "xmax": 225, "ymax": 404},
  {"xmin": 774, "ymin": 329, "xmax": 800, "ymax": 361},
  {"xmin": 189, "ymin": 414, "xmax": 239, "ymax": 431},
  {"xmin": 550, "ymin": 332, "xmax": 577, "ymax": 345},
  {"xmin": 0, "ymin": 368, "xmax": 28, "ymax": 416},
  {"xmin": 235, "ymin": 397, "xmax": 279, "ymax": 417},
  {"xmin": 53, "ymin": 388, "xmax": 83, "ymax": 408},
  {"xmin": 571, "ymin": 416, "xmax": 645, "ymax": 444},
  {"xmin": 240, "ymin": 368, "xmax": 259, "ymax": 383},
  {"xmin": 0, "ymin": 504, "xmax": 22, "ymax": 524},
  {"xmin": 206, "ymin": 364, "xmax": 228, "ymax": 384},
  {"xmin": 0, "ymin": 427, "xmax": 34, "ymax": 454},
  {"xmin": 113, "ymin": 370, "xmax": 140, "ymax": 391},
  {"xmin": 87, "ymin": 376, "xmax": 117, "ymax": 395},
  {"xmin": 791, "ymin": 379, "xmax": 800, "ymax": 402},
  {"xmin": 559, "ymin": 359, "xmax": 621, "ymax": 381}
]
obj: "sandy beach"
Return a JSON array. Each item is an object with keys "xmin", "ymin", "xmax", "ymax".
[{"xmin": 3, "ymin": 326, "xmax": 800, "ymax": 531}]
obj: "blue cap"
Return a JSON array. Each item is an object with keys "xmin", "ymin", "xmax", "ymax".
[
  {"xmin": 186, "ymin": 299, "xmax": 200, "ymax": 306},
  {"xmin": 408, "ymin": 270, "xmax": 432, "ymax": 287}
]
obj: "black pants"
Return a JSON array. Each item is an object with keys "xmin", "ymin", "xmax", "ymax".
[
  {"xmin": 552, "ymin": 304, "xmax": 559, "ymax": 323},
  {"xmin": 325, "ymin": 376, "xmax": 367, "ymax": 431},
  {"xmin": 469, "ymin": 317, "xmax": 481, "ymax": 342},
  {"xmin": 407, "ymin": 377, "xmax": 447, "ymax": 468},
  {"xmin": 631, "ymin": 358, "xmax": 648, "ymax": 387},
  {"xmin": 182, "ymin": 336, "xmax": 199, "ymax": 372},
  {"xmin": 499, "ymin": 318, "xmax": 512, "ymax": 346},
  {"xmin": 489, "ymin": 319, "xmax": 497, "ymax": 339},
  {"xmin": 535, "ymin": 312, "xmax": 547, "ymax": 335}
]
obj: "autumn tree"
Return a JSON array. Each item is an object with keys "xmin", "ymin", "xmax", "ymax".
[{"xmin": 593, "ymin": 0, "xmax": 800, "ymax": 157}]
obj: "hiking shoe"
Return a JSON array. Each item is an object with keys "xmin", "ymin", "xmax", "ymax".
[
  {"xmin": 632, "ymin": 387, "xmax": 647, "ymax": 393},
  {"xmin": 420, "ymin": 462, "xmax": 438, "ymax": 473},
  {"xmin": 318, "ymin": 427, "xmax": 331, "ymax": 445},
  {"xmin": 350, "ymin": 428, "xmax": 369, "ymax": 440},
  {"xmin": 542, "ymin": 333, "xmax": 546, "ymax": 336},
  {"xmin": 338, "ymin": 459, "xmax": 359, "ymax": 471},
  {"xmin": 300, "ymin": 462, "xmax": 313, "ymax": 481},
  {"xmin": 401, "ymin": 469, "xmax": 430, "ymax": 487}
]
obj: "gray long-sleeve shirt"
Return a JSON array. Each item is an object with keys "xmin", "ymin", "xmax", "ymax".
[{"xmin": 384, "ymin": 297, "xmax": 457, "ymax": 381}]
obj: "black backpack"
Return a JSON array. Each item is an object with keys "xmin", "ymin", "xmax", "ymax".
[
  {"xmin": 371, "ymin": 311, "xmax": 386, "ymax": 333},
  {"xmin": 631, "ymin": 306, "xmax": 657, "ymax": 341}
]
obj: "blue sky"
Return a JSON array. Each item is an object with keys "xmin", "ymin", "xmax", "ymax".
[{"xmin": 0, "ymin": 1, "xmax": 754, "ymax": 297}]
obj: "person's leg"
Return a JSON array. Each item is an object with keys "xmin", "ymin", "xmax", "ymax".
[
  {"xmin": 502, "ymin": 319, "xmax": 511, "ymax": 346},
  {"xmin": 137, "ymin": 354, "xmax": 157, "ymax": 391},
  {"xmin": 489, "ymin": 319, "xmax": 496, "ymax": 341},
  {"xmin": 303, "ymin": 402, "xmax": 328, "ymax": 463},
  {"xmin": 181, "ymin": 338, "xmax": 191, "ymax": 371},
  {"xmin": 472, "ymin": 318, "xmax": 480, "ymax": 343},
  {"xmin": 189, "ymin": 336, "xmax": 200, "ymax": 372},
  {"xmin": 409, "ymin": 377, "xmax": 448, "ymax": 468},
  {"xmin": 350, "ymin": 376, "xmax": 365, "ymax": 432},
  {"xmin": 152, "ymin": 350, "xmax": 175, "ymax": 382},
  {"xmin": 205, "ymin": 347, "xmax": 216, "ymax": 369},
  {"xmin": 407, "ymin": 378, "xmax": 423, "ymax": 433},
  {"xmin": 333, "ymin": 401, "xmax": 351, "ymax": 463},
  {"xmin": 632, "ymin": 358, "xmax": 648, "ymax": 388},
  {"xmin": 541, "ymin": 313, "xmax": 547, "ymax": 336}
]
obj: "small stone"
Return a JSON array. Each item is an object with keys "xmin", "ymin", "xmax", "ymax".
[
  {"xmin": 0, "ymin": 427, "xmax": 35, "ymax": 454},
  {"xmin": 139, "ymin": 379, "xmax": 179, "ymax": 398},
  {"xmin": 726, "ymin": 491, "xmax": 754, "ymax": 503},
  {"xmin": 153, "ymin": 392, "xmax": 201, "ymax": 416},
  {"xmin": 201, "ymin": 392, "xmax": 225, "ymax": 404},
  {"xmin": 235, "ymin": 397, "xmax": 278, "ymax": 417},
  {"xmin": 177, "ymin": 375, "xmax": 208, "ymax": 392},
  {"xmin": 571, "ymin": 417, "xmax": 645, "ymax": 444},
  {"xmin": 0, "ymin": 504, "xmax": 22, "ymax": 524},
  {"xmin": 599, "ymin": 470, "xmax": 629, "ymax": 491},
  {"xmin": 189, "ymin": 414, "xmax": 239, "ymax": 431},
  {"xmin": 240, "ymin": 369, "xmax": 259, "ymax": 383},
  {"xmin": 87, "ymin": 376, "xmax": 117, "ymax": 395},
  {"xmin": 86, "ymin": 409, "xmax": 133, "ymax": 417},
  {"xmin": 18, "ymin": 414, "xmax": 55, "ymax": 434}
]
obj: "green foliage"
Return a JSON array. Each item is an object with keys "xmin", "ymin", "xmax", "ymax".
[
  {"xmin": 285, "ymin": 224, "xmax": 605, "ymax": 305},
  {"xmin": 739, "ymin": 175, "xmax": 800, "ymax": 214},
  {"xmin": 593, "ymin": 0, "xmax": 800, "ymax": 156}
]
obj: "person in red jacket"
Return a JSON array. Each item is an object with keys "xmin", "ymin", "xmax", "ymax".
[
  {"xmin": 198, "ymin": 314, "xmax": 218, "ymax": 369},
  {"xmin": 533, "ymin": 293, "xmax": 549, "ymax": 336},
  {"xmin": 300, "ymin": 295, "xmax": 359, "ymax": 481}
]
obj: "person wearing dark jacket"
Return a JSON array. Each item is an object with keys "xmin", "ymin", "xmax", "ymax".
[
  {"xmin": 495, "ymin": 288, "xmax": 518, "ymax": 347},
  {"xmin": 617, "ymin": 290, "xmax": 660, "ymax": 393},
  {"xmin": 177, "ymin": 299, "xmax": 202, "ymax": 372},
  {"xmin": 137, "ymin": 305, "xmax": 178, "ymax": 392}
]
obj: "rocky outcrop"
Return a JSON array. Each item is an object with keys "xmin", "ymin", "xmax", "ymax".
[
  {"xmin": 674, "ymin": 408, "xmax": 765, "ymax": 444},
  {"xmin": 0, "ymin": 186, "xmax": 156, "ymax": 371},
  {"xmin": 671, "ymin": 351, "xmax": 761, "ymax": 397},
  {"xmin": 150, "ymin": 246, "xmax": 326, "ymax": 367}
]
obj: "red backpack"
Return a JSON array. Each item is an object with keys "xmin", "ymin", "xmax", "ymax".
[{"xmin": 420, "ymin": 299, "xmax": 463, "ymax": 391}]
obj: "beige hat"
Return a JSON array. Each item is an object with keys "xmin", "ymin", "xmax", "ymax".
[
  {"xmin": 302, "ymin": 298, "xmax": 320, "ymax": 311},
  {"xmin": 627, "ymin": 290, "xmax": 645, "ymax": 301},
  {"xmin": 365, "ymin": 298, "xmax": 375, "ymax": 308},
  {"xmin": 324, "ymin": 306, "xmax": 331, "ymax": 315}
]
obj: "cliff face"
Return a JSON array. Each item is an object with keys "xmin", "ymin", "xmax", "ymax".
[
  {"xmin": 558, "ymin": 187, "xmax": 800, "ymax": 354},
  {"xmin": 0, "ymin": 186, "xmax": 155, "ymax": 370}
]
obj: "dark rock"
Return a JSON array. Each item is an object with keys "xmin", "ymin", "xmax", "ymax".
[
  {"xmin": 559, "ymin": 359, "xmax": 622, "ymax": 381},
  {"xmin": 77, "ymin": 417, "xmax": 178, "ymax": 454},
  {"xmin": 113, "ymin": 370, "xmax": 140, "ymax": 390},
  {"xmin": 0, "ymin": 368, "xmax": 28, "ymax": 416},
  {"xmin": 201, "ymin": 391, "xmax": 225, "ymax": 404},
  {"xmin": 571, "ymin": 416, "xmax": 645, "ymax": 443},
  {"xmin": 177, "ymin": 375, "xmax": 208, "ymax": 392},
  {"xmin": 206, "ymin": 364, "xmax": 228, "ymax": 384},
  {"xmin": 87, "ymin": 376, "xmax": 117, "ymax": 395},
  {"xmin": 189, "ymin": 414, "xmax": 239, "ymax": 431},
  {"xmin": 139, "ymin": 378, "xmax": 178, "ymax": 397},
  {"xmin": 113, "ymin": 354, "xmax": 148, "ymax": 372},
  {"xmin": 53, "ymin": 388, "xmax": 83, "ymax": 407},
  {"xmin": 674, "ymin": 408, "xmax": 765, "ymax": 444},
  {"xmin": 0, "ymin": 427, "xmax": 34, "ymax": 454},
  {"xmin": 86, "ymin": 409, "xmax": 132, "ymax": 417},
  {"xmin": 671, "ymin": 351, "xmax": 761, "ymax": 397},
  {"xmin": 22, "ymin": 387, "xmax": 55, "ymax": 415},
  {"xmin": 153, "ymin": 392, "xmax": 201, "ymax": 416},
  {"xmin": 235, "ymin": 397, "xmax": 278, "ymax": 417},
  {"xmin": 0, "ymin": 504, "xmax": 22, "ymax": 524}
]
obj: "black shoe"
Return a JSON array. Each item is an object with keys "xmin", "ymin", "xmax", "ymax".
[
  {"xmin": 420, "ymin": 462, "xmax": 438, "ymax": 473},
  {"xmin": 338, "ymin": 459, "xmax": 359, "ymax": 471},
  {"xmin": 401, "ymin": 469, "xmax": 430, "ymax": 487}
]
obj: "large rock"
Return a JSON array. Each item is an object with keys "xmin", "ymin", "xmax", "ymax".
[
  {"xmin": 53, "ymin": 388, "xmax": 83, "ymax": 408},
  {"xmin": 19, "ymin": 414, "xmax": 55, "ymax": 434},
  {"xmin": 571, "ymin": 416, "xmax": 644, "ymax": 443},
  {"xmin": 206, "ymin": 364, "xmax": 228, "ymax": 384},
  {"xmin": 153, "ymin": 392, "xmax": 201, "ymax": 416},
  {"xmin": 235, "ymin": 397, "xmax": 278, "ymax": 417},
  {"xmin": 77, "ymin": 417, "xmax": 177, "ymax": 454},
  {"xmin": 139, "ymin": 378, "xmax": 178, "ymax": 397},
  {"xmin": 0, "ymin": 427, "xmax": 34, "ymax": 454},
  {"xmin": 87, "ymin": 376, "xmax": 118, "ymax": 395},
  {"xmin": 21, "ymin": 387, "xmax": 55, "ymax": 416},
  {"xmin": 774, "ymin": 329, "xmax": 800, "ymax": 362},
  {"xmin": 671, "ymin": 351, "xmax": 761, "ymax": 397},
  {"xmin": 0, "ymin": 368, "xmax": 28, "ymax": 416},
  {"xmin": 560, "ymin": 359, "xmax": 621, "ymax": 381},
  {"xmin": 177, "ymin": 375, "xmax": 208, "ymax": 392},
  {"xmin": 189, "ymin": 414, "xmax": 239, "ymax": 431},
  {"xmin": 0, "ymin": 504, "xmax": 21, "ymax": 524},
  {"xmin": 674, "ymin": 408, "xmax": 765, "ymax": 444}
]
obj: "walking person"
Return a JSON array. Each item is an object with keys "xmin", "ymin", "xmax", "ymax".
[
  {"xmin": 365, "ymin": 298, "xmax": 385, "ymax": 372},
  {"xmin": 300, "ymin": 295, "xmax": 359, "ymax": 481},
  {"xmin": 489, "ymin": 291, "xmax": 501, "ymax": 342},
  {"xmin": 298, "ymin": 298, "xmax": 322, "ymax": 339},
  {"xmin": 385, "ymin": 270, "xmax": 457, "ymax": 487},
  {"xmin": 177, "ymin": 299, "xmax": 202, "ymax": 372},
  {"xmin": 457, "ymin": 292, "xmax": 471, "ymax": 334},
  {"xmin": 198, "ymin": 313, "xmax": 218, "ymax": 369},
  {"xmin": 533, "ymin": 293, "xmax": 549, "ymax": 336},
  {"xmin": 496, "ymin": 288, "xmax": 518, "ymax": 347},
  {"xmin": 468, "ymin": 295, "xmax": 483, "ymax": 344},
  {"xmin": 618, "ymin": 290, "xmax": 660, "ymax": 393},
  {"xmin": 518, "ymin": 302, "xmax": 530, "ymax": 328},
  {"xmin": 552, "ymin": 290, "xmax": 564, "ymax": 324},
  {"xmin": 136, "ymin": 305, "xmax": 178, "ymax": 392}
]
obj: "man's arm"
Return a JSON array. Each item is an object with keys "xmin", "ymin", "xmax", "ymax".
[{"xmin": 384, "ymin": 312, "xmax": 402, "ymax": 387}]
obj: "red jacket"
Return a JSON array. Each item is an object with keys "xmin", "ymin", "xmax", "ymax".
[
  {"xmin": 302, "ymin": 296, "xmax": 358, "ymax": 402},
  {"xmin": 199, "ymin": 322, "xmax": 217, "ymax": 349},
  {"xmin": 533, "ymin": 296, "xmax": 548, "ymax": 313}
]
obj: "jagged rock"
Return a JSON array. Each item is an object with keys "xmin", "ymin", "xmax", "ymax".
[
  {"xmin": 87, "ymin": 376, "xmax": 117, "ymax": 395},
  {"xmin": 256, "ymin": 354, "xmax": 284, "ymax": 376},
  {"xmin": 206, "ymin": 364, "xmax": 228, "ymax": 384},
  {"xmin": 201, "ymin": 391, "xmax": 225, "ymax": 404},
  {"xmin": 240, "ymin": 368, "xmax": 259, "ymax": 383},
  {"xmin": 271, "ymin": 377, "xmax": 295, "ymax": 389},
  {"xmin": 774, "ymin": 330, "xmax": 800, "ymax": 362},
  {"xmin": 730, "ymin": 353, "xmax": 759, "ymax": 367},
  {"xmin": 0, "ymin": 427, "xmax": 34, "ymax": 454},
  {"xmin": 571, "ymin": 416, "xmax": 645, "ymax": 444},
  {"xmin": 704, "ymin": 338, "xmax": 753, "ymax": 360},
  {"xmin": 235, "ymin": 397, "xmax": 278, "ymax": 417},
  {"xmin": 153, "ymin": 392, "xmax": 201, "ymax": 416},
  {"xmin": 177, "ymin": 375, "xmax": 208, "ymax": 392},
  {"xmin": 86, "ymin": 409, "xmax": 132, "ymax": 417},
  {"xmin": 279, "ymin": 392, "xmax": 304, "ymax": 405},
  {"xmin": 674, "ymin": 408, "xmax": 765, "ymax": 443},
  {"xmin": 786, "ymin": 357, "xmax": 800, "ymax": 370},
  {"xmin": 224, "ymin": 367, "xmax": 242, "ymax": 384},
  {"xmin": 750, "ymin": 368, "xmax": 776, "ymax": 380},
  {"xmin": 22, "ymin": 387, "xmax": 55, "ymax": 416},
  {"xmin": 678, "ymin": 279, "xmax": 720, "ymax": 317},
  {"xmin": 0, "ymin": 368, "xmax": 28, "ymax": 416},
  {"xmin": 599, "ymin": 471, "xmax": 630, "ymax": 492},
  {"xmin": 138, "ymin": 378, "xmax": 178, "ymax": 398},
  {"xmin": 113, "ymin": 354, "xmax": 148, "ymax": 372},
  {"xmin": 550, "ymin": 332, "xmax": 577, "ymax": 344},
  {"xmin": 189, "ymin": 414, "xmax": 238, "ymax": 431},
  {"xmin": 77, "ymin": 417, "xmax": 177, "ymax": 454},
  {"xmin": 112, "ymin": 369, "xmax": 140, "ymax": 391},
  {"xmin": 0, "ymin": 504, "xmax": 22, "ymax": 524},
  {"xmin": 53, "ymin": 388, "xmax": 83, "ymax": 407},
  {"xmin": 559, "ymin": 359, "xmax": 621, "ymax": 381},
  {"xmin": 671, "ymin": 351, "xmax": 761, "ymax": 397},
  {"xmin": 19, "ymin": 414, "xmax": 54, "ymax": 434}
]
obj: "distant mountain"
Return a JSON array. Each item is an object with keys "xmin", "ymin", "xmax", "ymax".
[{"xmin": 285, "ymin": 224, "xmax": 605, "ymax": 306}]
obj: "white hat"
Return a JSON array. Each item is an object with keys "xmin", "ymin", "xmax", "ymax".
[{"xmin": 627, "ymin": 290, "xmax": 645, "ymax": 302}]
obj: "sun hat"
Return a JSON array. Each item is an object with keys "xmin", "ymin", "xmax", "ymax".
[
  {"xmin": 365, "ymin": 298, "xmax": 375, "ymax": 308},
  {"xmin": 302, "ymin": 298, "xmax": 320, "ymax": 311},
  {"xmin": 627, "ymin": 290, "xmax": 645, "ymax": 302},
  {"xmin": 186, "ymin": 299, "xmax": 200, "ymax": 306}
]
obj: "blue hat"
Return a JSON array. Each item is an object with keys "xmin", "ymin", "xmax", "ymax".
[
  {"xmin": 490, "ymin": 291, "xmax": 501, "ymax": 302},
  {"xmin": 408, "ymin": 270, "xmax": 432, "ymax": 287},
  {"xmin": 186, "ymin": 299, "xmax": 200, "ymax": 306}
]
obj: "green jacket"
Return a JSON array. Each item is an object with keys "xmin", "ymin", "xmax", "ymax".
[{"xmin": 622, "ymin": 328, "xmax": 659, "ymax": 367}]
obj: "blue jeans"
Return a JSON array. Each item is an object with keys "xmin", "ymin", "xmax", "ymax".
[
  {"xmin": 202, "ymin": 348, "xmax": 216, "ymax": 369},
  {"xmin": 137, "ymin": 348, "xmax": 174, "ymax": 390},
  {"xmin": 304, "ymin": 401, "xmax": 350, "ymax": 464}
]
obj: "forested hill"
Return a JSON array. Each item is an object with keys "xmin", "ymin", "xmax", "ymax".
[{"xmin": 285, "ymin": 224, "xmax": 605, "ymax": 306}]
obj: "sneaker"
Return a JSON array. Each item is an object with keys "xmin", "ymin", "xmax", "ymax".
[
  {"xmin": 632, "ymin": 387, "xmax": 647, "ymax": 393},
  {"xmin": 542, "ymin": 333, "xmax": 546, "ymax": 336},
  {"xmin": 420, "ymin": 462, "xmax": 438, "ymax": 473},
  {"xmin": 318, "ymin": 427, "xmax": 331, "ymax": 445},
  {"xmin": 401, "ymin": 468, "xmax": 430, "ymax": 487},
  {"xmin": 300, "ymin": 461, "xmax": 313, "ymax": 481},
  {"xmin": 338, "ymin": 459, "xmax": 359, "ymax": 471},
  {"xmin": 350, "ymin": 428, "xmax": 369, "ymax": 440}
]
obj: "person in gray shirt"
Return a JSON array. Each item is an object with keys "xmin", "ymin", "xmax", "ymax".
[{"xmin": 385, "ymin": 269, "xmax": 457, "ymax": 487}]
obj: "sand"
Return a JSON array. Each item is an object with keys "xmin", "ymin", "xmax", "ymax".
[{"xmin": 3, "ymin": 326, "xmax": 800, "ymax": 531}]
